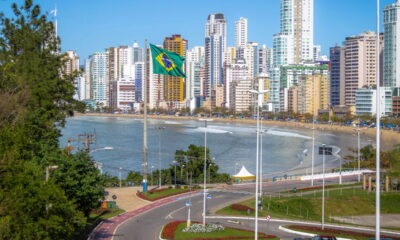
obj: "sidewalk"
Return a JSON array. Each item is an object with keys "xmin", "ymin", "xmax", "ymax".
[{"xmin": 105, "ymin": 186, "xmax": 149, "ymax": 212}]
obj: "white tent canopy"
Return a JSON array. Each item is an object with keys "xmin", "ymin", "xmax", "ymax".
[{"xmin": 232, "ymin": 166, "xmax": 255, "ymax": 179}]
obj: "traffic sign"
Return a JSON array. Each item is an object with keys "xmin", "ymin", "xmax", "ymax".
[
  {"xmin": 207, "ymin": 194, "xmax": 212, "ymax": 199},
  {"xmin": 112, "ymin": 194, "xmax": 117, "ymax": 200},
  {"xmin": 185, "ymin": 201, "xmax": 192, "ymax": 206},
  {"xmin": 266, "ymin": 215, "xmax": 271, "ymax": 221}
]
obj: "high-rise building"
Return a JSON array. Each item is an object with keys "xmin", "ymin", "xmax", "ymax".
[
  {"xmin": 88, "ymin": 52, "xmax": 109, "ymax": 106},
  {"xmin": 186, "ymin": 46, "xmax": 205, "ymax": 109},
  {"xmin": 271, "ymin": 0, "xmax": 314, "ymax": 111},
  {"xmin": 110, "ymin": 78, "xmax": 135, "ymax": 112},
  {"xmin": 279, "ymin": 63, "xmax": 329, "ymax": 112},
  {"xmin": 329, "ymin": 45, "xmax": 345, "ymax": 106},
  {"xmin": 384, "ymin": 0, "xmax": 400, "ymax": 87},
  {"xmin": 225, "ymin": 59, "xmax": 252, "ymax": 111},
  {"xmin": 273, "ymin": 0, "xmax": 314, "ymax": 66},
  {"xmin": 237, "ymin": 42, "xmax": 259, "ymax": 78},
  {"xmin": 287, "ymin": 74, "xmax": 329, "ymax": 115},
  {"xmin": 163, "ymin": 35, "xmax": 187, "ymax": 105},
  {"xmin": 134, "ymin": 62, "xmax": 145, "ymax": 103},
  {"xmin": 63, "ymin": 51, "xmax": 84, "ymax": 100},
  {"xmin": 133, "ymin": 41, "xmax": 143, "ymax": 63},
  {"xmin": 235, "ymin": 17, "xmax": 248, "ymax": 47},
  {"xmin": 258, "ymin": 45, "xmax": 272, "ymax": 75},
  {"xmin": 205, "ymin": 13, "xmax": 227, "ymax": 98},
  {"xmin": 343, "ymin": 31, "xmax": 383, "ymax": 106}
]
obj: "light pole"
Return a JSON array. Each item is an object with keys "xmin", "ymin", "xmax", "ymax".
[
  {"xmin": 119, "ymin": 167, "xmax": 122, "ymax": 188},
  {"xmin": 354, "ymin": 124, "xmax": 361, "ymax": 182},
  {"xmin": 311, "ymin": 116, "xmax": 316, "ymax": 186},
  {"xmin": 260, "ymin": 128, "xmax": 268, "ymax": 198},
  {"xmin": 249, "ymin": 89, "xmax": 269, "ymax": 240},
  {"xmin": 156, "ymin": 126, "xmax": 165, "ymax": 188},
  {"xmin": 321, "ymin": 144, "xmax": 326, "ymax": 230},
  {"xmin": 45, "ymin": 165, "xmax": 59, "ymax": 182},
  {"xmin": 151, "ymin": 166, "xmax": 154, "ymax": 186},
  {"xmin": 199, "ymin": 118, "xmax": 213, "ymax": 225},
  {"xmin": 375, "ymin": 1, "xmax": 381, "ymax": 239},
  {"xmin": 173, "ymin": 160, "xmax": 177, "ymax": 186}
]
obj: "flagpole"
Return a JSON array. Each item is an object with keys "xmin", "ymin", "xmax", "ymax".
[{"xmin": 142, "ymin": 39, "xmax": 148, "ymax": 192}]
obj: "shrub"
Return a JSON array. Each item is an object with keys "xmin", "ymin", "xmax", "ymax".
[
  {"xmin": 182, "ymin": 223, "xmax": 225, "ymax": 233},
  {"xmin": 230, "ymin": 204, "xmax": 254, "ymax": 213}
]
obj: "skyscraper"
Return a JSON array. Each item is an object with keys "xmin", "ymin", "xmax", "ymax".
[
  {"xmin": 133, "ymin": 41, "xmax": 143, "ymax": 63},
  {"xmin": 186, "ymin": 46, "xmax": 205, "ymax": 109},
  {"xmin": 205, "ymin": 13, "xmax": 227, "ymax": 98},
  {"xmin": 235, "ymin": 17, "xmax": 248, "ymax": 47},
  {"xmin": 273, "ymin": 0, "xmax": 314, "ymax": 66},
  {"xmin": 329, "ymin": 45, "xmax": 345, "ymax": 106},
  {"xmin": 88, "ymin": 52, "xmax": 109, "ymax": 106},
  {"xmin": 271, "ymin": 0, "xmax": 314, "ymax": 111},
  {"xmin": 384, "ymin": 0, "xmax": 400, "ymax": 87},
  {"xmin": 343, "ymin": 32, "xmax": 383, "ymax": 106},
  {"xmin": 163, "ymin": 34, "xmax": 187, "ymax": 105}
]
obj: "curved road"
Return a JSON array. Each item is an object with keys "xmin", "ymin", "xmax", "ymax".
[{"xmin": 93, "ymin": 177, "xmax": 400, "ymax": 240}]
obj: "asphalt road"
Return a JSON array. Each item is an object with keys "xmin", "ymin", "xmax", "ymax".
[
  {"xmin": 109, "ymin": 176, "xmax": 400, "ymax": 240},
  {"xmin": 113, "ymin": 177, "xmax": 357, "ymax": 240}
]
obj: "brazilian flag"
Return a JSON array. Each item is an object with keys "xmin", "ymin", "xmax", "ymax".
[{"xmin": 149, "ymin": 43, "xmax": 186, "ymax": 78}]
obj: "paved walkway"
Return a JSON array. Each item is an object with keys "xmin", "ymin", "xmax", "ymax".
[
  {"xmin": 331, "ymin": 214, "xmax": 400, "ymax": 228},
  {"xmin": 105, "ymin": 187, "xmax": 149, "ymax": 212}
]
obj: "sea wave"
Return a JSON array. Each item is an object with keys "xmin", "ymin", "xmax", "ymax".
[
  {"xmin": 193, "ymin": 127, "xmax": 232, "ymax": 134},
  {"xmin": 266, "ymin": 130, "xmax": 311, "ymax": 139}
]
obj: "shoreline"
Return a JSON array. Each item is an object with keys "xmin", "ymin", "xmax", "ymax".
[{"xmin": 73, "ymin": 112, "xmax": 400, "ymax": 151}]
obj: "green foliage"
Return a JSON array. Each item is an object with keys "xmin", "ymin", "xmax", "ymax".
[
  {"xmin": 0, "ymin": 1, "xmax": 102, "ymax": 239},
  {"xmin": 0, "ymin": 161, "xmax": 86, "ymax": 240},
  {"xmin": 126, "ymin": 171, "xmax": 144, "ymax": 185},
  {"xmin": 53, "ymin": 151, "xmax": 105, "ymax": 217}
]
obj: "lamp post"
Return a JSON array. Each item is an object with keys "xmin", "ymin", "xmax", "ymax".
[
  {"xmin": 199, "ymin": 118, "xmax": 213, "ymax": 225},
  {"xmin": 119, "ymin": 167, "xmax": 122, "ymax": 188},
  {"xmin": 172, "ymin": 160, "xmax": 177, "ymax": 186},
  {"xmin": 354, "ymin": 124, "xmax": 361, "ymax": 182},
  {"xmin": 375, "ymin": 1, "xmax": 381, "ymax": 239},
  {"xmin": 156, "ymin": 126, "xmax": 165, "ymax": 188},
  {"xmin": 249, "ymin": 89, "xmax": 269, "ymax": 240},
  {"xmin": 45, "ymin": 165, "xmax": 59, "ymax": 182},
  {"xmin": 151, "ymin": 165, "xmax": 154, "ymax": 186},
  {"xmin": 311, "ymin": 116, "xmax": 316, "ymax": 186},
  {"xmin": 321, "ymin": 144, "xmax": 326, "ymax": 230}
]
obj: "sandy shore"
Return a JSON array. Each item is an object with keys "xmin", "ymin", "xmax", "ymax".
[{"xmin": 75, "ymin": 112, "xmax": 400, "ymax": 151}]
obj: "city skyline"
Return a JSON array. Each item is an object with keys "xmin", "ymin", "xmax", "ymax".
[{"xmin": 0, "ymin": 0, "xmax": 395, "ymax": 60}]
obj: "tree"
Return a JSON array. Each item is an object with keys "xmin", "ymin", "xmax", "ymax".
[
  {"xmin": 53, "ymin": 151, "xmax": 105, "ymax": 218},
  {"xmin": 0, "ymin": 1, "xmax": 98, "ymax": 238}
]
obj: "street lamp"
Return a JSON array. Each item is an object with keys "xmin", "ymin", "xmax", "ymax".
[
  {"xmin": 249, "ymin": 89, "xmax": 269, "ymax": 240},
  {"xmin": 151, "ymin": 165, "xmax": 154, "ymax": 186},
  {"xmin": 311, "ymin": 116, "xmax": 316, "ymax": 186},
  {"xmin": 45, "ymin": 165, "xmax": 59, "ymax": 182},
  {"xmin": 353, "ymin": 123, "xmax": 361, "ymax": 182},
  {"xmin": 156, "ymin": 126, "xmax": 166, "ymax": 188},
  {"xmin": 172, "ymin": 160, "xmax": 177, "ymax": 186},
  {"xmin": 321, "ymin": 143, "xmax": 326, "ymax": 230},
  {"xmin": 199, "ymin": 118, "xmax": 213, "ymax": 226},
  {"xmin": 119, "ymin": 167, "xmax": 122, "ymax": 188}
]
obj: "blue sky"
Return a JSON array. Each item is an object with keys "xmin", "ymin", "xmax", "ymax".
[{"xmin": 0, "ymin": 0, "xmax": 395, "ymax": 61}]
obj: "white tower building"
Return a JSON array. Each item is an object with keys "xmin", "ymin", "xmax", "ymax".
[
  {"xmin": 384, "ymin": 0, "xmax": 400, "ymax": 87},
  {"xmin": 235, "ymin": 17, "xmax": 248, "ymax": 47}
]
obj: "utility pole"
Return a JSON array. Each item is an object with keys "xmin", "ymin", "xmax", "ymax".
[{"xmin": 67, "ymin": 133, "xmax": 96, "ymax": 152}]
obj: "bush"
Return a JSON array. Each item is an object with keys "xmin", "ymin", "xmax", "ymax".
[
  {"xmin": 230, "ymin": 204, "xmax": 254, "ymax": 213},
  {"xmin": 182, "ymin": 223, "xmax": 225, "ymax": 233}
]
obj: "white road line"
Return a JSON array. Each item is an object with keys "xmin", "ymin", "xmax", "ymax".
[{"xmin": 165, "ymin": 206, "xmax": 186, "ymax": 220}]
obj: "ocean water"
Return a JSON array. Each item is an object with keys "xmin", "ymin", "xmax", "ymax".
[{"xmin": 60, "ymin": 116, "xmax": 369, "ymax": 178}]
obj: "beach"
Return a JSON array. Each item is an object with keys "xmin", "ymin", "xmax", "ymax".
[{"xmin": 75, "ymin": 112, "xmax": 400, "ymax": 151}]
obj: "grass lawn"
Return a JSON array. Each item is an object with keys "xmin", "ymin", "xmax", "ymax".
[
  {"xmin": 281, "ymin": 182, "xmax": 362, "ymax": 194},
  {"xmin": 217, "ymin": 188, "xmax": 400, "ymax": 224},
  {"xmin": 142, "ymin": 188, "xmax": 190, "ymax": 200},
  {"xmin": 284, "ymin": 225, "xmax": 400, "ymax": 240},
  {"xmin": 89, "ymin": 208, "xmax": 125, "ymax": 222},
  {"xmin": 170, "ymin": 222, "xmax": 278, "ymax": 240}
]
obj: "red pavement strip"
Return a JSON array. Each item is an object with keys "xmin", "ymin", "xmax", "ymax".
[{"xmin": 89, "ymin": 191, "xmax": 200, "ymax": 240}]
